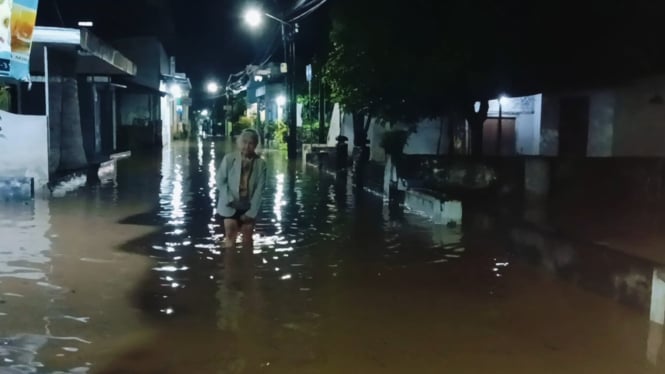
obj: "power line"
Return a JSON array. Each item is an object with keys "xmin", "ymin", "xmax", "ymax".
[
  {"xmin": 53, "ymin": 0, "xmax": 65, "ymax": 26},
  {"xmin": 289, "ymin": 0, "xmax": 322, "ymax": 15},
  {"xmin": 289, "ymin": 0, "xmax": 329, "ymax": 22},
  {"xmin": 231, "ymin": 0, "xmax": 328, "ymax": 95},
  {"xmin": 253, "ymin": 26, "xmax": 281, "ymax": 65}
]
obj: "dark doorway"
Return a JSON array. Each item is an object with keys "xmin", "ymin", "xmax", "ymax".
[{"xmin": 559, "ymin": 96, "xmax": 590, "ymax": 157}]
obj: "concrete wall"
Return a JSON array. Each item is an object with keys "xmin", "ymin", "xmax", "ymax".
[
  {"xmin": 119, "ymin": 93, "xmax": 159, "ymax": 125},
  {"xmin": 113, "ymin": 38, "xmax": 169, "ymax": 91},
  {"xmin": 333, "ymin": 112, "xmax": 449, "ymax": 158},
  {"xmin": 402, "ymin": 118, "xmax": 449, "ymax": 155},
  {"xmin": 587, "ymin": 91, "xmax": 616, "ymax": 157},
  {"xmin": 368, "ymin": 119, "xmax": 387, "ymax": 162},
  {"xmin": 0, "ymin": 110, "xmax": 49, "ymax": 188},
  {"xmin": 161, "ymin": 96, "xmax": 172, "ymax": 146},
  {"xmin": 539, "ymin": 75, "xmax": 665, "ymax": 157},
  {"xmin": 404, "ymin": 190, "xmax": 462, "ymax": 225},
  {"xmin": 613, "ymin": 75, "xmax": 665, "ymax": 157},
  {"xmin": 326, "ymin": 104, "xmax": 450, "ymax": 159},
  {"xmin": 488, "ymin": 94, "xmax": 542, "ymax": 155},
  {"xmin": 326, "ymin": 103, "xmax": 342, "ymax": 146},
  {"xmin": 539, "ymin": 95, "xmax": 560, "ymax": 156}
]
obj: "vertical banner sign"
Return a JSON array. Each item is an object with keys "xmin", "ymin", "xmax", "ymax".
[
  {"xmin": 0, "ymin": 0, "xmax": 38, "ymax": 81},
  {"xmin": 0, "ymin": 0, "xmax": 12, "ymax": 76},
  {"xmin": 10, "ymin": 0, "xmax": 39, "ymax": 81}
]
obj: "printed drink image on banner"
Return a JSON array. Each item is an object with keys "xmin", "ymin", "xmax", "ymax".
[
  {"xmin": 0, "ymin": 0, "xmax": 12, "ymax": 77},
  {"xmin": 10, "ymin": 0, "xmax": 38, "ymax": 81}
]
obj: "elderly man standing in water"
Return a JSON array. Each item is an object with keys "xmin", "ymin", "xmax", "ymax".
[{"xmin": 216, "ymin": 129, "xmax": 267, "ymax": 248}]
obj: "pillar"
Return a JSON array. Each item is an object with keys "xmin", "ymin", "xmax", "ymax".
[{"xmin": 651, "ymin": 268, "xmax": 665, "ymax": 325}]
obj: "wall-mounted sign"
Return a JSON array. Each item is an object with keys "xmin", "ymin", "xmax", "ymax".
[{"xmin": 0, "ymin": 0, "xmax": 39, "ymax": 82}]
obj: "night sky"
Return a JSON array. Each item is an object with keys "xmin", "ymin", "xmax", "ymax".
[{"xmin": 36, "ymin": 0, "xmax": 331, "ymax": 93}]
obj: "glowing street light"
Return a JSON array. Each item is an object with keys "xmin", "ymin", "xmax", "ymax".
[
  {"xmin": 499, "ymin": 95, "xmax": 510, "ymax": 107},
  {"xmin": 244, "ymin": 8, "xmax": 263, "ymax": 28},
  {"xmin": 206, "ymin": 81, "xmax": 220, "ymax": 94},
  {"xmin": 170, "ymin": 84, "xmax": 183, "ymax": 99},
  {"xmin": 201, "ymin": 109, "xmax": 210, "ymax": 117},
  {"xmin": 243, "ymin": 6, "xmax": 299, "ymax": 159},
  {"xmin": 275, "ymin": 95, "xmax": 287, "ymax": 106}
]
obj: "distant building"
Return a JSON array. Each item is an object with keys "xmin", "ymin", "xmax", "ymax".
[
  {"xmin": 245, "ymin": 62, "xmax": 287, "ymax": 124},
  {"xmin": 22, "ymin": 26, "xmax": 137, "ymax": 175},
  {"xmin": 113, "ymin": 37, "xmax": 192, "ymax": 149},
  {"xmin": 330, "ymin": 71, "xmax": 665, "ymax": 161}
]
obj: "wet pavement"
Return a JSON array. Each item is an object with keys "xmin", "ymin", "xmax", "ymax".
[{"xmin": 1, "ymin": 139, "xmax": 665, "ymax": 373}]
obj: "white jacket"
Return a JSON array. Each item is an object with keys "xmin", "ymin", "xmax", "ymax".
[{"xmin": 216, "ymin": 152, "xmax": 267, "ymax": 219}]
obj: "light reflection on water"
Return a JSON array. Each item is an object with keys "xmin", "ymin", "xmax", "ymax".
[
  {"xmin": 141, "ymin": 141, "xmax": 460, "ymax": 324},
  {"xmin": 0, "ymin": 176, "xmax": 142, "ymax": 373}
]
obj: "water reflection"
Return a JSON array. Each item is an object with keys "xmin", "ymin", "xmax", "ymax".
[
  {"xmin": 0, "ymin": 199, "xmax": 51, "ymax": 279},
  {"xmin": 0, "ymin": 199, "xmax": 53, "ymax": 372},
  {"xmin": 3, "ymin": 139, "xmax": 665, "ymax": 373}
]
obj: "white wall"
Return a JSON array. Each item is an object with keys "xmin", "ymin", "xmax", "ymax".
[
  {"xmin": 0, "ymin": 110, "xmax": 49, "ymax": 188},
  {"xmin": 368, "ymin": 119, "xmax": 386, "ymax": 162},
  {"xmin": 327, "ymin": 99, "xmax": 547, "ymax": 158},
  {"xmin": 326, "ymin": 105, "xmax": 450, "ymax": 158},
  {"xmin": 488, "ymin": 94, "xmax": 543, "ymax": 155},
  {"xmin": 160, "ymin": 96, "xmax": 172, "ymax": 147},
  {"xmin": 540, "ymin": 95, "xmax": 560, "ymax": 156},
  {"xmin": 326, "ymin": 103, "xmax": 341, "ymax": 147},
  {"xmin": 402, "ymin": 118, "xmax": 448, "ymax": 155}
]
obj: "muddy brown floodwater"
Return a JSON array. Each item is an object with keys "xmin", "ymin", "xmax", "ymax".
[{"xmin": 1, "ymin": 139, "xmax": 664, "ymax": 373}]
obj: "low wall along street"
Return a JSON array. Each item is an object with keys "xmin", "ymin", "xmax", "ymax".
[{"xmin": 0, "ymin": 110, "xmax": 49, "ymax": 190}]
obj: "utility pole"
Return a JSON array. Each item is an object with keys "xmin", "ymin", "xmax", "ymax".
[
  {"xmin": 319, "ymin": 78, "xmax": 325, "ymax": 144},
  {"xmin": 306, "ymin": 64, "xmax": 313, "ymax": 144},
  {"xmin": 288, "ymin": 30, "xmax": 298, "ymax": 159}
]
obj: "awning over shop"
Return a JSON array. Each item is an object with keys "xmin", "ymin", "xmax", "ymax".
[
  {"xmin": 162, "ymin": 73, "xmax": 192, "ymax": 90},
  {"xmin": 29, "ymin": 27, "xmax": 136, "ymax": 76}
]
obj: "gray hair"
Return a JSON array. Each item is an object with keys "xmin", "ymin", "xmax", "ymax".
[{"xmin": 239, "ymin": 128, "xmax": 260, "ymax": 145}]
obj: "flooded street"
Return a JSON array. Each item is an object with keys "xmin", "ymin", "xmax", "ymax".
[{"xmin": 1, "ymin": 139, "xmax": 664, "ymax": 373}]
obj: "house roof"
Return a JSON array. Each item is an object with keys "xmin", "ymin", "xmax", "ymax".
[{"xmin": 30, "ymin": 27, "xmax": 137, "ymax": 76}]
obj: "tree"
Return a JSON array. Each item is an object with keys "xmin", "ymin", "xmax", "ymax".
[
  {"xmin": 323, "ymin": 0, "xmax": 507, "ymax": 156},
  {"xmin": 323, "ymin": 0, "xmax": 665, "ymax": 156}
]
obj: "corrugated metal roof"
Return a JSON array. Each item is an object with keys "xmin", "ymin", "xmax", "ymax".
[{"xmin": 30, "ymin": 27, "xmax": 136, "ymax": 76}]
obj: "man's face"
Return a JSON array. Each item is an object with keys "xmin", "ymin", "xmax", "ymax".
[{"xmin": 239, "ymin": 135, "xmax": 257, "ymax": 156}]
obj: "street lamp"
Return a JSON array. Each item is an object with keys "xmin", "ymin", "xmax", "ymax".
[
  {"xmin": 275, "ymin": 95, "xmax": 287, "ymax": 107},
  {"xmin": 243, "ymin": 8, "xmax": 264, "ymax": 28},
  {"xmin": 206, "ymin": 81, "xmax": 220, "ymax": 94},
  {"xmin": 170, "ymin": 84, "xmax": 183, "ymax": 99},
  {"xmin": 243, "ymin": 6, "xmax": 299, "ymax": 159},
  {"xmin": 201, "ymin": 109, "xmax": 210, "ymax": 117}
]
